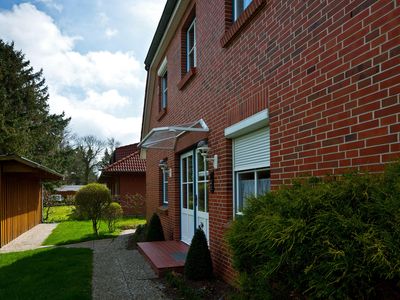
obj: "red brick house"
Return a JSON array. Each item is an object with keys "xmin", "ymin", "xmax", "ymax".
[
  {"xmin": 139, "ymin": 0, "xmax": 400, "ymax": 282},
  {"xmin": 100, "ymin": 144, "xmax": 146, "ymax": 216}
]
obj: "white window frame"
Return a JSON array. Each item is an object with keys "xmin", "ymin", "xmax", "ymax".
[
  {"xmin": 162, "ymin": 169, "xmax": 168, "ymax": 205},
  {"xmin": 161, "ymin": 72, "xmax": 168, "ymax": 110},
  {"xmin": 158, "ymin": 57, "xmax": 168, "ymax": 110},
  {"xmin": 235, "ymin": 168, "xmax": 270, "ymax": 215},
  {"xmin": 186, "ymin": 19, "xmax": 196, "ymax": 72},
  {"xmin": 233, "ymin": 0, "xmax": 253, "ymax": 21},
  {"xmin": 225, "ymin": 109, "xmax": 270, "ymax": 216}
]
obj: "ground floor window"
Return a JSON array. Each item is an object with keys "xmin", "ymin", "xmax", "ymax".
[
  {"xmin": 236, "ymin": 168, "xmax": 270, "ymax": 213},
  {"xmin": 162, "ymin": 169, "xmax": 168, "ymax": 205},
  {"xmin": 224, "ymin": 109, "xmax": 270, "ymax": 216}
]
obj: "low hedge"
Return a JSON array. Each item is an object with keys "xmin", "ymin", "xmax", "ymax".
[{"xmin": 227, "ymin": 161, "xmax": 400, "ymax": 299}]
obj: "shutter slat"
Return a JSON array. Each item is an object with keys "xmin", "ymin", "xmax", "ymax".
[{"xmin": 234, "ymin": 127, "xmax": 270, "ymax": 171}]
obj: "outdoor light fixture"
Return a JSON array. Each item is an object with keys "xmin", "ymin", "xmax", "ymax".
[
  {"xmin": 159, "ymin": 159, "xmax": 172, "ymax": 177},
  {"xmin": 197, "ymin": 140, "xmax": 218, "ymax": 169}
]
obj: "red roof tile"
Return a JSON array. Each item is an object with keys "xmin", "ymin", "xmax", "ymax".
[{"xmin": 103, "ymin": 151, "xmax": 146, "ymax": 173}]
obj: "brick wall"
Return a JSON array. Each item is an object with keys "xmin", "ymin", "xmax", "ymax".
[
  {"xmin": 119, "ymin": 173, "xmax": 146, "ymax": 216},
  {"xmin": 145, "ymin": 0, "xmax": 400, "ymax": 283}
]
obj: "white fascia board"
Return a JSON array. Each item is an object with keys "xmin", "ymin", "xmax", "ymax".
[
  {"xmin": 150, "ymin": 0, "xmax": 187, "ymax": 73},
  {"xmin": 224, "ymin": 109, "xmax": 269, "ymax": 139},
  {"xmin": 157, "ymin": 57, "xmax": 168, "ymax": 76}
]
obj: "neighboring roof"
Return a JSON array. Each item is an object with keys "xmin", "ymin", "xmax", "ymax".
[
  {"xmin": 144, "ymin": 0, "xmax": 178, "ymax": 70},
  {"xmin": 54, "ymin": 185, "xmax": 84, "ymax": 193},
  {"xmin": 0, "ymin": 155, "xmax": 63, "ymax": 180},
  {"xmin": 114, "ymin": 143, "xmax": 138, "ymax": 162},
  {"xmin": 139, "ymin": 119, "xmax": 209, "ymax": 150},
  {"xmin": 102, "ymin": 151, "xmax": 146, "ymax": 173}
]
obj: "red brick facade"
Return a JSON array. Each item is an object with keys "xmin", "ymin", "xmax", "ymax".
[{"xmin": 141, "ymin": 0, "xmax": 400, "ymax": 283}]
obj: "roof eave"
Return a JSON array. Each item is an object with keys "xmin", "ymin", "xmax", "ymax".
[
  {"xmin": 0, "ymin": 154, "xmax": 63, "ymax": 180},
  {"xmin": 144, "ymin": 0, "xmax": 179, "ymax": 70}
]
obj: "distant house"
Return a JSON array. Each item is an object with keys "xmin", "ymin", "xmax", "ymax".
[
  {"xmin": 100, "ymin": 144, "xmax": 146, "ymax": 216},
  {"xmin": 0, "ymin": 155, "xmax": 62, "ymax": 248},
  {"xmin": 53, "ymin": 185, "xmax": 84, "ymax": 201}
]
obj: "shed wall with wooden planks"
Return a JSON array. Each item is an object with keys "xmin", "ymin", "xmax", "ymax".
[{"xmin": 0, "ymin": 173, "xmax": 42, "ymax": 247}]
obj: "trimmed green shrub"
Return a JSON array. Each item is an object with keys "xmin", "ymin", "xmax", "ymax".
[
  {"xmin": 103, "ymin": 202, "xmax": 123, "ymax": 232},
  {"xmin": 145, "ymin": 213, "xmax": 165, "ymax": 242},
  {"xmin": 75, "ymin": 183, "xmax": 111, "ymax": 236},
  {"xmin": 227, "ymin": 160, "xmax": 400, "ymax": 299},
  {"xmin": 184, "ymin": 228, "xmax": 213, "ymax": 281}
]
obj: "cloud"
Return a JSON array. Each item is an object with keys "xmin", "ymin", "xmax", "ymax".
[
  {"xmin": 49, "ymin": 92, "xmax": 141, "ymax": 143},
  {"xmin": 105, "ymin": 28, "xmax": 118, "ymax": 38},
  {"xmin": 127, "ymin": 0, "xmax": 165, "ymax": 30},
  {"xmin": 0, "ymin": 3, "xmax": 145, "ymax": 145},
  {"xmin": 35, "ymin": 0, "xmax": 63, "ymax": 12}
]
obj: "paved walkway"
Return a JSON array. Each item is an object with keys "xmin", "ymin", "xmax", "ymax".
[
  {"xmin": 0, "ymin": 223, "xmax": 57, "ymax": 253},
  {"xmin": 64, "ymin": 230, "xmax": 169, "ymax": 300},
  {"xmin": 0, "ymin": 225, "xmax": 168, "ymax": 299}
]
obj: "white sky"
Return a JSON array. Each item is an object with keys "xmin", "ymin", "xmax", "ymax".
[{"xmin": 0, "ymin": 0, "xmax": 166, "ymax": 145}]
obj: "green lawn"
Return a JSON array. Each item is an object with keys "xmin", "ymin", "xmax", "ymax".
[
  {"xmin": 0, "ymin": 248, "xmax": 92, "ymax": 300},
  {"xmin": 43, "ymin": 205, "xmax": 75, "ymax": 222},
  {"xmin": 43, "ymin": 217, "xmax": 146, "ymax": 246}
]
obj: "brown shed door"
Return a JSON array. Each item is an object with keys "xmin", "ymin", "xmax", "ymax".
[{"xmin": 0, "ymin": 174, "xmax": 41, "ymax": 247}]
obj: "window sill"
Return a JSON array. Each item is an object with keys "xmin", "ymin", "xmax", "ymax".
[
  {"xmin": 157, "ymin": 205, "xmax": 168, "ymax": 216},
  {"xmin": 157, "ymin": 108, "xmax": 167, "ymax": 121},
  {"xmin": 177, "ymin": 67, "xmax": 196, "ymax": 90},
  {"xmin": 220, "ymin": 0, "xmax": 266, "ymax": 48}
]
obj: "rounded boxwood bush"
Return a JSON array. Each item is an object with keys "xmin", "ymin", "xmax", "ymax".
[
  {"xmin": 145, "ymin": 213, "xmax": 165, "ymax": 242},
  {"xmin": 75, "ymin": 183, "xmax": 111, "ymax": 236},
  {"xmin": 184, "ymin": 228, "xmax": 213, "ymax": 281},
  {"xmin": 103, "ymin": 202, "xmax": 123, "ymax": 232},
  {"xmin": 227, "ymin": 160, "xmax": 400, "ymax": 299}
]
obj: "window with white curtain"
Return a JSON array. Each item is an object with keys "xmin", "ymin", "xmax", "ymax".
[{"xmin": 236, "ymin": 168, "xmax": 270, "ymax": 213}]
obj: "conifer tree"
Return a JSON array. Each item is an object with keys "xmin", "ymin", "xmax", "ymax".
[{"xmin": 0, "ymin": 40, "xmax": 70, "ymax": 169}]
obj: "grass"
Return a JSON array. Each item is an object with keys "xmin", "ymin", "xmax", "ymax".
[
  {"xmin": 43, "ymin": 217, "xmax": 146, "ymax": 246},
  {"xmin": 0, "ymin": 247, "xmax": 92, "ymax": 300},
  {"xmin": 43, "ymin": 205, "xmax": 75, "ymax": 222}
]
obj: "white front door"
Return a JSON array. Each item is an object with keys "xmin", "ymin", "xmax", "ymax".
[
  {"xmin": 195, "ymin": 149, "xmax": 209, "ymax": 242},
  {"xmin": 180, "ymin": 149, "xmax": 209, "ymax": 244}
]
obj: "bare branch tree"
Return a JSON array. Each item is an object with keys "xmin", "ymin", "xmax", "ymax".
[{"xmin": 75, "ymin": 135, "xmax": 105, "ymax": 184}]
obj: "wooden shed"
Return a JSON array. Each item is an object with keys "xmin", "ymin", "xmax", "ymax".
[{"xmin": 0, "ymin": 155, "xmax": 62, "ymax": 248}]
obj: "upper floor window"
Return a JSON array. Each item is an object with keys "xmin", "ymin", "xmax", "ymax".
[
  {"xmin": 161, "ymin": 72, "xmax": 167, "ymax": 110},
  {"xmin": 186, "ymin": 18, "xmax": 196, "ymax": 72},
  {"xmin": 157, "ymin": 57, "xmax": 167, "ymax": 111},
  {"xmin": 234, "ymin": 0, "xmax": 253, "ymax": 21}
]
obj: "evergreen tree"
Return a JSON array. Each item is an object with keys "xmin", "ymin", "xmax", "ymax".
[{"xmin": 0, "ymin": 40, "xmax": 70, "ymax": 168}]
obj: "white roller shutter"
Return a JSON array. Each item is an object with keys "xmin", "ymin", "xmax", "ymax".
[{"xmin": 233, "ymin": 127, "xmax": 270, "ymax": 171}]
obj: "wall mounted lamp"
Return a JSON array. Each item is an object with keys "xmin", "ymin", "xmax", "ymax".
[
  {"xmin": 159, "ymin": 159, "xmax": 172, "ymax": 177},
  {"xmin": 197, "ymin": 140, "xmax": 218, "ymax": 169}
]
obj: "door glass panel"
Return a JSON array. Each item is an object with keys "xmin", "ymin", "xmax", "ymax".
[
  {"xmin": 188, "ymin": 156, "xmax": 193, "ymax": 182},
  {"xmin": 188, "ymin": 183, "xmax": 194, "ymax": 209},
  {"xmin": 257, "ymin": 170, "xmax": 270, "ymax": 196},
  {"xmin": 182, "ymin": 183, "xmax": 187, "ymax": 208},
  {"xmin": 182, "ymin": 157, "xmax": 187, "ymax": 182},
  {"xmin": 198, "ymin": 182, "xmax": 205, "ymax": 212},
  {"xmin": 197, "ymin": 152, "xmax": 204, "ymax": 178},
  {"xmin": 238, "ymin": 172, "xmax": 255, "ymax": 212},
  {"xmin": 205, "ymin": 183, "xmax": 208, "ymax": 212}
]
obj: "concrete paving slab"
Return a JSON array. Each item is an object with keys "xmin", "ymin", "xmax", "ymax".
[{"xmin": 0, "ymin": 223, "xmax": 57, "ymax": 253}]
